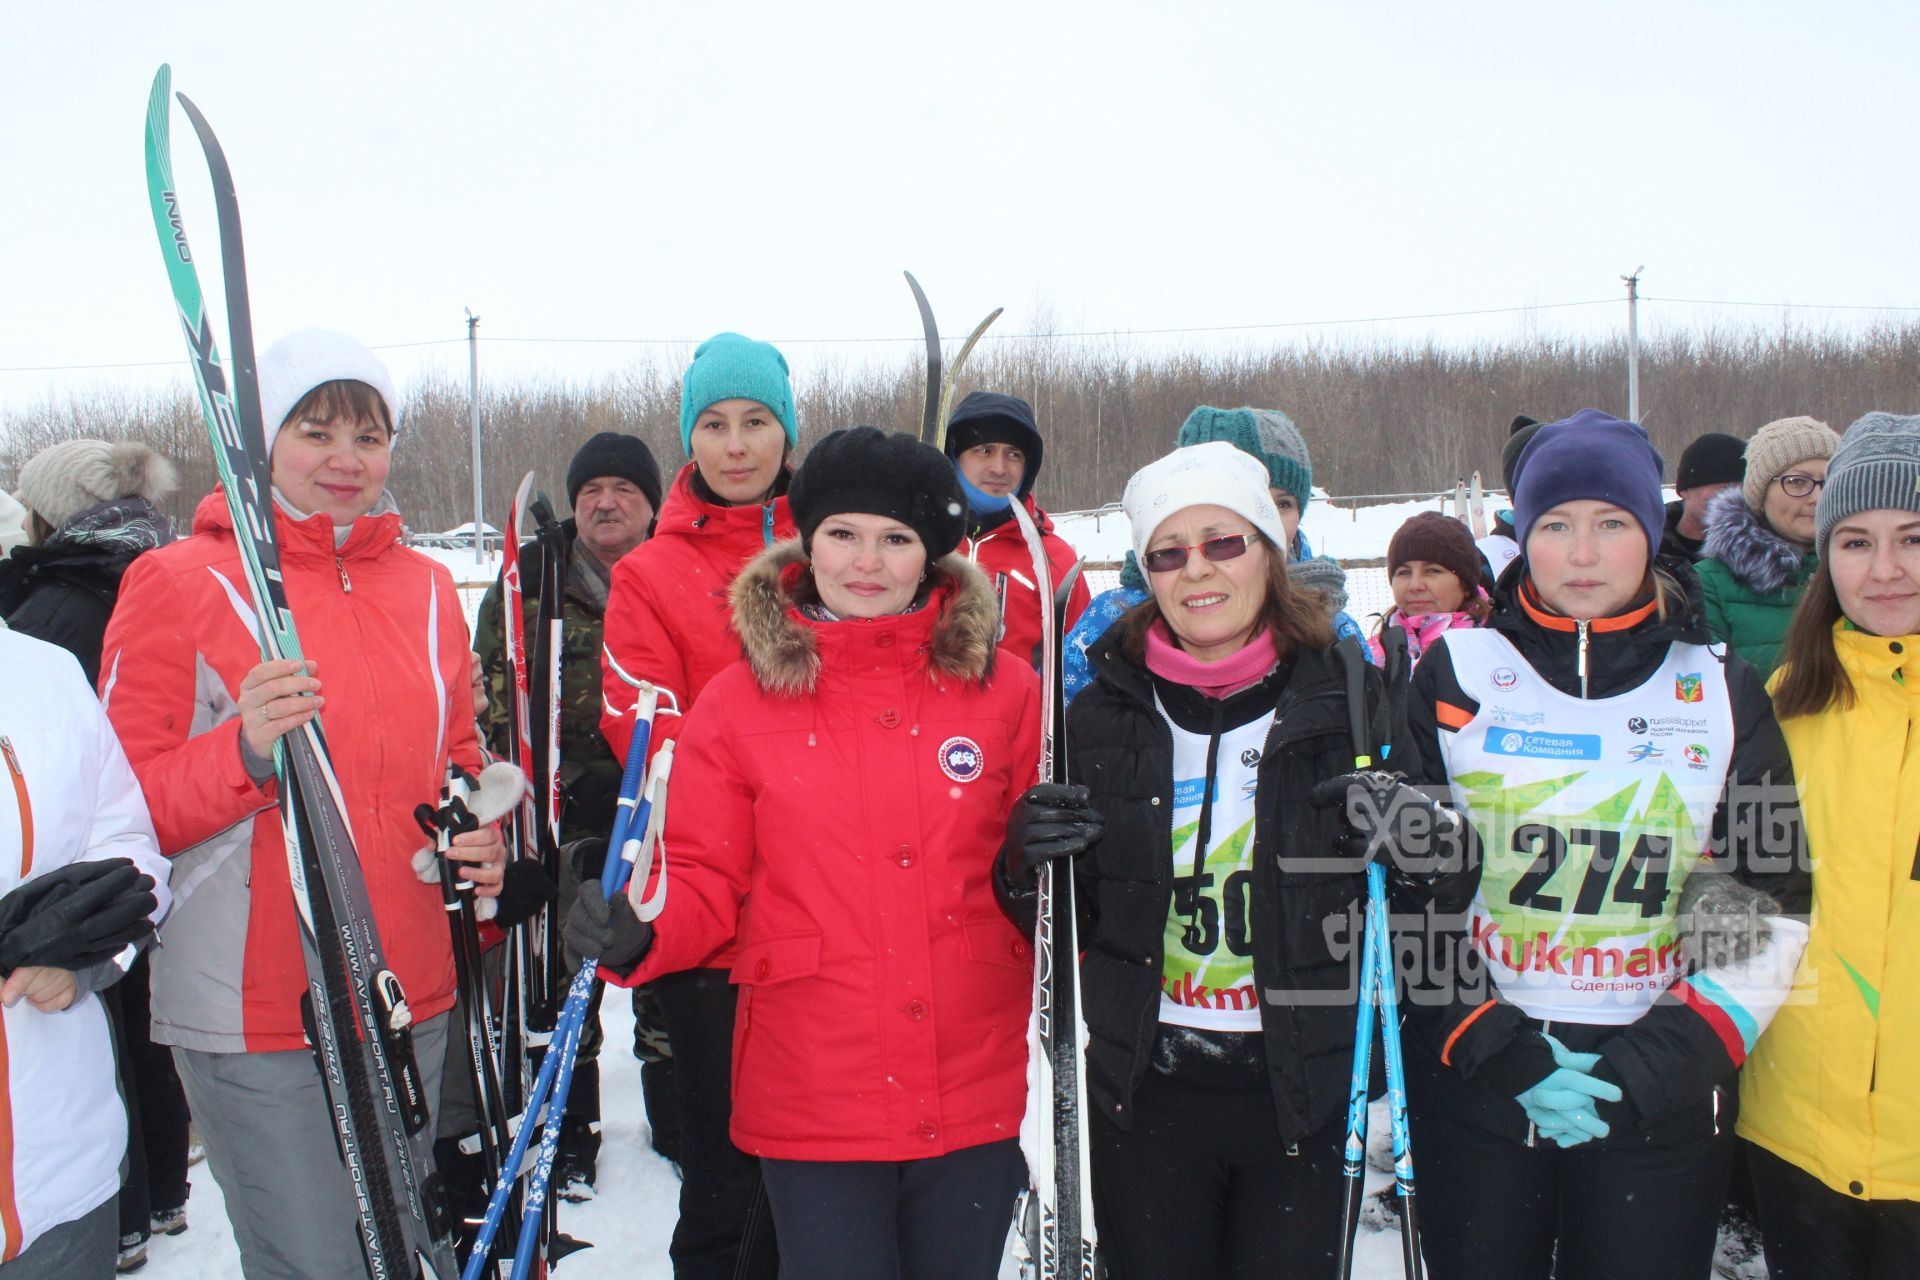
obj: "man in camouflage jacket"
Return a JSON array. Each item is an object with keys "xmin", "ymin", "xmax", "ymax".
[{"xmin": 473, "ymin": 431, "xmax": 665, "ymax": 1197}]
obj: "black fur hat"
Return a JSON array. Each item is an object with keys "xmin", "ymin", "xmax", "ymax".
[{"xmin": 789, "ymin": 427, "xmax": 967, "ymax": 559}]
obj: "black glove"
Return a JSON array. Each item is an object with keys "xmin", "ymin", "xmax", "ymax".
[
  {"xmin": 491, "ymin": 859, "xmax": 558, "ymax": 931},
  {"xmin": 0, "ymin": 858, "xmax": 158, "ymax": 975},
  {"xmin": 1001, "ymin": 783, "xmax": 1104, "ymax": 890},
  {"xmin": 1308, "ymin": 770, "xmax": 1467, "ymax": 885},
  {"xmin": 563, "ymin": 881, "xmax": 652, "ymax": 975}
]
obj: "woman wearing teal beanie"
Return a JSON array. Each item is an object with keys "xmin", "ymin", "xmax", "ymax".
[
  {"xmin": 1063, "ymin": 405, "xmax": 1367, "ymax": 701},
  {"xmin": 598, "ymin": 329, "xmax": 798, "ymax": 1280}
]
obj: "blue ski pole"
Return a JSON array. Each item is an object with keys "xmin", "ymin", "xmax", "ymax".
[
  {"xmin": 1333, "ymin": 639, "xmax": 1425, "ymax": 1280},
  {"xmin": 509, "ymin": 735, "xmax": 674, "ymax": 1278},
  {"xmin": 461, "ymin": 682, "xmax": 663, "ymax": 1280}
]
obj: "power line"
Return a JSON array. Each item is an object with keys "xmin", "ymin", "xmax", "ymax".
[
  {"xmin": 1643, "ymin": 296, "xmax": 1920, "ymax": 313},
  {"xmin": 5, "ymin": 293, "xmax": 1918, "ymax": 375}
]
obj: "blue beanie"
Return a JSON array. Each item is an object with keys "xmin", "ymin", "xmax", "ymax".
[
  {"xmin": 1512, "ymin": 409, "xmax": 1667, "ymax": 564},
  {"xmin": 678, "ymin": 333, "xmax": 797, "ymax": 453}
]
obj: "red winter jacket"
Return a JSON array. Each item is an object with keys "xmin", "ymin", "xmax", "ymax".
[
  {"xmin": 959, "ymin": 497, "xmax": 1089, "ymax": 669},
  {"xmin": 599, "ymin": 462, "xmax": 795, "ymax": 764},
  {"xmin": 100, "ymin": 491, "xmax": 481, "ymax": 1054},
  {"xmin": 613, "ymin": 542, "xmax": 1041, "ymax": 1162}
]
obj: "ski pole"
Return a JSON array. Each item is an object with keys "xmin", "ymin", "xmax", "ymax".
[
  {"xmin": 1333, "ymin": 640, "xmax": 1424, "ymax": 1280},
  {"xmin": 417, "ymin": 769, "xmax": 520, "ymax": 1269},
  {"xmin": 461, "ymin": 683, "xmax": 660, "ymax": 1280},
  {"xmin": 510, "ymin": 740, "xmax": 673, "ymax": 1279},
  {"xmin": 1335, "ymin": 640, "xmax": 1380, "ymax": 1278}
]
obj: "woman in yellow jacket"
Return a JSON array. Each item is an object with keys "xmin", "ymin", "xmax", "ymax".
[{"xmin": 1741, "ymin": 410, "xmax": 1920, "ymax": 1278}]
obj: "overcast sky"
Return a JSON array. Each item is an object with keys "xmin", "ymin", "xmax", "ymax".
[{"xmin": 4, "ymin": 1, "xmax": 1915, "ymax": 415}]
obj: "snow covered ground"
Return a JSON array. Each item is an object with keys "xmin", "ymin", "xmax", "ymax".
[{"xmin": 138, "ymin": 989, "xmax": 1419, "ymax": 1279}]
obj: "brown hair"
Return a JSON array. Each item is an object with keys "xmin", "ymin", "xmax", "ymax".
[
  {"xmin": 1118, "ymin": 535, "xmax": 1334, "ymax": 666},
  {"xmin": 278, "ymin": 379, "xmax": 393, "ymax": 436},
  {"xmin": 1770, "ymin": 559, "xmax": 1852, "ymax": 719}
]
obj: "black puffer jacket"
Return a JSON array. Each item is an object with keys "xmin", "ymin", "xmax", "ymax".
[
  {"xmin": 0, "ymin": 498, "xmax": 173, "ymax": 684},
  {"xmin": 1402, "ymin": 555, "xmax": 1811, "ymax": 1146},
  {"xmin": 1066, "ymin": 626, "xmax": 1477, "ymax": 1143}
]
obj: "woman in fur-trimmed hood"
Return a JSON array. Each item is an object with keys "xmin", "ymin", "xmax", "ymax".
[
  {"xmin": 580, "ymin": 428, "xmax": 1088, "ymax": 1280},
  {"xmin": 1696, "ymin": 415, "xmax": 1842, "ymax": 677}
]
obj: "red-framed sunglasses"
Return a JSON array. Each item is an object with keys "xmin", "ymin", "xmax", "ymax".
[{"xmin": 1142, "ymin": 533, "xmax": 1256, "ymax": 574}]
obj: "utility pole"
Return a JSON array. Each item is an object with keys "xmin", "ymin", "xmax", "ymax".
[
  {"xmin": 1622, "ymin": 267, "xmax": 1643, "ymax": 423},
  {"xmin": 466, "ymin": 308, "xmax": 483, "ymax": 565}
]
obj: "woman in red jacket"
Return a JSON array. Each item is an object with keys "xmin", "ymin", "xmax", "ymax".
[
  {"xmin": 597, "ymin": 331, "xmax": 799, "ymax": 1280},
  {"xmin": 575, "ymin": 428, "xmax": 1101, "ymax": 1280},
  {"xmin": 99, "ymin": 329, "xmax": 505, "ymax": 1279}
]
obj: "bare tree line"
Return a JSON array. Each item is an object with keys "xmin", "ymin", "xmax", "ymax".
[{"xmin": 4, "ymin": 322, "xmax": 1917, "ymax": 534}]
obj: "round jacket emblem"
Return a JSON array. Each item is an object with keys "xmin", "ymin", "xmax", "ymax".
[{"xmin": 938, "ymin": 736, "xmax": 984, "ymax": 783}]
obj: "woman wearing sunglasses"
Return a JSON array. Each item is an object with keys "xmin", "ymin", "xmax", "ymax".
[
  {"xmin": 1055, "ymin": 442, "xmax": 1474, "ymax": 1278},
  {"xmin": 1697, "ymin": 417, "xmax": 1842, "ymax": 678}
]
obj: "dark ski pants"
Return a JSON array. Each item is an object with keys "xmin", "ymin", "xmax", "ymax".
[
  {"xmin": 175, "ymin": 1012, "xmax": 449, "ymax": 1280},
  {"xmin": 0, "ymin": 1195, "xmax": 117, "ymax": 1280},
  {"xmin": 654, "ymin": 967, "xmax": 778, "ymax": 1280},
  {"xmin": 1407, "ymin": 1106, "xmax": 1734, "ymax": 1280},
  {"xmin": 759, "ymin": 1138, "xmax": 1023, "ymax": 1280},
  {"xmin": 1088, "ymin": 1068, "xmax": 1348, "ymax": 1280},
  {"xmin": 1748, "ymin": 1141, "xmax": 1920, "ymax": 1279},
  {"xmin": 105, "ymin": 949, "xmax": 191, "ymax": 1241}
]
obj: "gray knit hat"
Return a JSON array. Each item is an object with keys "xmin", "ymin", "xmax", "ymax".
[
  {"xmin": 1815, "ymin": 412, "xmax": 1920, "ymax": 554},
  {"xmin": 14, "ymin": 440, "xmax": 179, "ymax": 530},
  {"xmin": 1287, "ymin": 554, "xmax": 1350, "ymax": 613},
  {"xmin": 1742, "ymin": 415, "xmax": 1839, "ymax": 512}
]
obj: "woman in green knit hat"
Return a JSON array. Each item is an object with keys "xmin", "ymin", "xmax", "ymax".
[{"xmin": 1695, "ymin": 415, "xmax": 1842, "ymax": 677}]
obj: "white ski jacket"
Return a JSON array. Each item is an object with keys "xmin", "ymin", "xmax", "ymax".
[{"xmin": 0, "ymin": 627, "xmax": 170, "ymax": 1260}]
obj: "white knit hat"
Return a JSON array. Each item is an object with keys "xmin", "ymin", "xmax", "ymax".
[
  {"xmin": 1122, "ymin": 442, "xmax": 1288, "ymax": 565},
  {"xmin": 257, "ymin": 329, "xmax": 399, "ymax": 445},
  {"xmin": 14, "ymin": 440, "xmax": 179, "ymax": 530}
]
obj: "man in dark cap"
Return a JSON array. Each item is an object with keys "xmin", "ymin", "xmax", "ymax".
[
  {"xmin": 1476, "ymin": 414, "xmax": 1544, "ymax": 583},
  {"xmin": 1662, "ymin": 431, "xmax": 1746, "ymax": 562},
  {"xmin": 470, "ymin": 430, "xmax": 665, "ymax": 1201},
  {"xmin": 942, "ymin": 391, "xmax": 1089, "ymax": 666}
]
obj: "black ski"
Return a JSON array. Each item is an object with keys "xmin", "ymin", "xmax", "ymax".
[
  {"xmin": 143, "ymin": 65, "xmax": 456, "ymax": 1278},
  {"xmin": 901, "ymin": 271, "xmax": 1003, "ymax": 451}
]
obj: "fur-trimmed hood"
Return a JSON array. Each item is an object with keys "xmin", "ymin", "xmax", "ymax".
[
  {"xmin": 729, "ymin": 539, "xmax": 1002, "ymax": 696},
  {"xmin": 1701, "ymin": 485, "xmax": 1815, "ymax": 594}
]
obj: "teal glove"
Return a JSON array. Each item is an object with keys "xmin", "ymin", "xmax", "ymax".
[{"xmin": 1515, "ymin": 1036, "xmax": 1622, "ymax": 1147}]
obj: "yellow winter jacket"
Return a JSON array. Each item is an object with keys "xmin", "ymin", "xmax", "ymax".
[{"xmin": 1739, "ymin": 624, "xmax": 1920, "ymax": 1201}]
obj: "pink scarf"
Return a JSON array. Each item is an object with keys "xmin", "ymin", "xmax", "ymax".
[{"xmin": 1143, "ymin": 623, "xmax": 1280, "ymax": 700}]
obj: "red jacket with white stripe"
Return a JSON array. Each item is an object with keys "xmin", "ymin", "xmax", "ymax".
[
  {"xmin": 598, "ymin": 462, "xmax": 796, "ymax": 765},
  {"xmin": 958, "ymin": 497, "xmax": 1089, "ymax": 671},
  {"xmin": 100, "ymin": 491, "xmax": 481, "ymax": 1054},
  {"xmin": 612, "ymin": 543, "xmax": 1040, "ymax": 1162}
]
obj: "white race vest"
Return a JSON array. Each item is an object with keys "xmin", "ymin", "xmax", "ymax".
[
  {"xmin": 1440, "ymin": 629, "xmax": 1735, "ymax": 1024},
  {"xmin": 1156, "ymin": 696, "xmax": 1275, "ymax": 1032}
]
